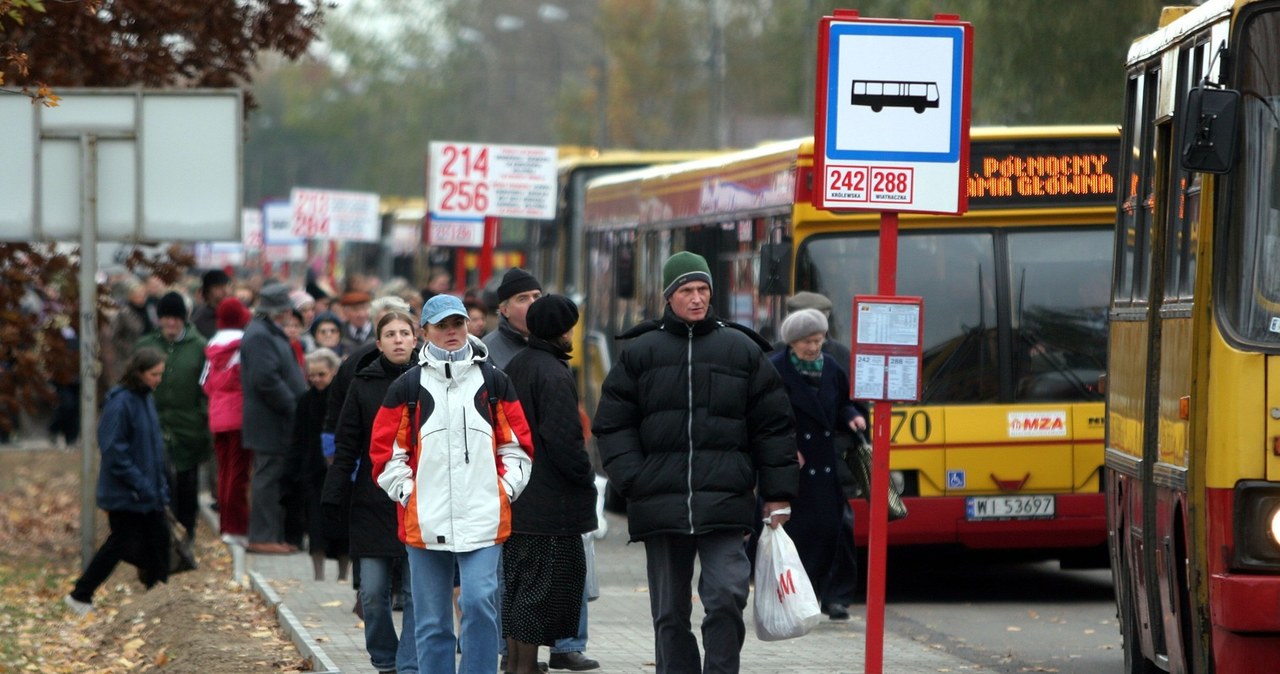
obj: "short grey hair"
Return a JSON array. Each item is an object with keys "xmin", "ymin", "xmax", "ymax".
[
  {"xmin": 305, "ymin": 347, "xmax": 341, "ymax": 371},
  {"xmin": 371, "ymin": 295, "xmax": 411, "ymax": 318}
]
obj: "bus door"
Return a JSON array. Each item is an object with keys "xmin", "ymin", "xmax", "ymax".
[{"xmin": 1111, "ymin": 66, "xmax": 1176, "ymax": 666}]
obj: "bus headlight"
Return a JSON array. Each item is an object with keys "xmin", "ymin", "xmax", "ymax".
[{"xmin": 1232, "ymin": 481, "xmax": 1280, "ymax": 571}]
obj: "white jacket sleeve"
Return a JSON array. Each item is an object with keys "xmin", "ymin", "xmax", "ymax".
[{"xmin": 497, "ymin": 436, "xmax": 532, "ymax": 502}]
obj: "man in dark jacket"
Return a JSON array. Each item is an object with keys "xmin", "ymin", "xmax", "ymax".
[
  {"xmin": 241, "ymin": 282, "xmax": 308, "ymax": 554},
  {"xmin": 136, "ymin": 291, "xmax": 210, "ymax": 541},
  {"xmin": 483, "ymin": 267, "xmax": 542, "ymax": 369},
  {"xmin": 593, "ymin": 251, "xmax": 798, "ymax": 674}
]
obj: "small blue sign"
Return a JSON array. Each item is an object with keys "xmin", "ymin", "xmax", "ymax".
[{"xmin": 947, "ymin": 469, "xmax": 966, "ymax": 489}]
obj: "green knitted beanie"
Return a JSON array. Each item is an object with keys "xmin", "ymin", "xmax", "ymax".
[{"xmin": 662, "ymin": 251, "xmax": 712, "ymax": 299}]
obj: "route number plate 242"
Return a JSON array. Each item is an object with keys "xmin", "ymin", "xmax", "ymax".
[{"xmin": 965, "ymin": 495, "xmax": 1055, "ymax": 521}]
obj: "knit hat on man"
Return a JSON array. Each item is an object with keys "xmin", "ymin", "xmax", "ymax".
[
  {"xmin": 526, "ymin": 294, "xmax": 579, "ymax": 341},
  {"xmin": 662, "ymin": 252, "xmax": 712, "ymax": 299},
  {"xmin": 786, "ymin": 291, "xmax": 833, "ymax": 315},
  {"xmin": 156, "ymin": 291, "xmax": 189, "ymax": 320},
  {"xmin": 780, "ymin": 308, "xmax": 828, "ymax": 344},
  {"xmin": 201, "ymin": 269, "xmax": 231, "ymax": 295},
  {"xmin": 497, "ymin": 268, "xmax": 541, "ymax": 304},
  {"xmin": 215, "ymin": 297, "xmax": 252, "ymax": 330}
]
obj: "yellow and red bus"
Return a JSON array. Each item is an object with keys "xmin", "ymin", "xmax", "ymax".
[
  {"xmin": 582, "ymin": 125, "xmax": 1120, "ymax": 562},
  {"xmin": 1106, "ymin": 1, "xmax": 1280, "ymax": 671}
]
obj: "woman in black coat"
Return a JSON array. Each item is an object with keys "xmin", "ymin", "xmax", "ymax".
[
  {"xmin": 292, "ymin": 347, "xmax": 349, "ymax": 581},
  {"xmin": 501, "ymin": 295, "xmax": 598, "ymax": 674},
  {"xmin": 320, "ymin": 311, "xmax": 420, "ymax": 674},
  {"xmin": 769, "ymin": 309, "xmax": 866, "ymax": 622}
]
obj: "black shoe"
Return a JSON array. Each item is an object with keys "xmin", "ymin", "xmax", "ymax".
[
  {"xmin": 500, "ymin": 656, "xmax": 549, "ymax": 672},
  {"xmin": 549, "ymin": 651, "xmax": 599, "ymax": 671},
  {"xmin": 824, "ymin": 603, "xmax": 850, "ymax": 620}
]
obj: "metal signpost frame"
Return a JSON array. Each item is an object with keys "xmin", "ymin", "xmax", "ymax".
[
  {"xmin": 425, "ymin": 141, "xmax": 558, "ymax": 287},
  {"xmin": 811, "ymin": 11, "xmax": 972, "ymax": 674},
  {"xmin": 0, "ymin": 88, "xmax": 243, "ymax": 567}
]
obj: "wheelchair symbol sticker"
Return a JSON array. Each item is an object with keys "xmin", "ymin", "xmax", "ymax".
[{"xmin": 947, "ymin": 470, "xmax": 966, "ymax": 489}]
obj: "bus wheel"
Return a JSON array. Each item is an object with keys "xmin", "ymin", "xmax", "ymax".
[
  {"xmin": 914, "ymin": 106, "xmax": 926, "ymax": 113},
  {"xmin": 871, "ymin": 105, "xmax": 883, "ymax": 113}
]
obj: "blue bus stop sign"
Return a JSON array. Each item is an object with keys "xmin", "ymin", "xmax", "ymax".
[{"xmin": 813, "ymin": 12, "xmax": 973, "ymax": 215}]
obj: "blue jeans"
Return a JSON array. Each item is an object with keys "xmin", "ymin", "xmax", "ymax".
[
  {"xmin": 408, "ymin": 544, "xmax": 501, "ymax": 674},
  {"xmin": 359, "ymin": 556, "xmax": 417, "ymax": 673},
  {"xmin": 550, "ymin": 583, "xmax": 589, "ymax": 653}
]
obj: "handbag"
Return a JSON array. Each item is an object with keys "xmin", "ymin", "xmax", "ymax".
[
  {"xmin": 167, "ymin": 508, "xmax": 198, "ymax": 574},
  {"xmin": 752, "ymin": 520, "xmax": 822, "ymax": 641},
  {"xmin": 838, "ymin": 428, "xmax": 908, "ymax": 522}
]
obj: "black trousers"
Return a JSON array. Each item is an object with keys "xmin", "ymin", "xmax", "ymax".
[
  {"xmin": 71, "ymin": 509, "xmax": 169, "ymax": 602},
  {"xmin": 170, "ymin": 466, "xmax": 199, "ymax": 538}
]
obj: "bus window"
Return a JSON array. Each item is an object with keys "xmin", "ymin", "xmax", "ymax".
[
  {"xmin": 1008, "ymin": 229, "xmax": 1111, "ymax": 401},
  {"xmin": 797, "ymin": 231, "xmax": 999, "ymax": 403},
  {"xmin": 1222, "ymin": 9, "xmax": 1280, "ymax": 347}
]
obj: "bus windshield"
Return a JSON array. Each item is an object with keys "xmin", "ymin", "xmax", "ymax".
[
  {"xmin": 795, "ymin": 228, "xmax": 1111, "ymax": 403},
  {"xmin": 1223, "ymin": 8, "xmax": 1280, "ymax": 348}
]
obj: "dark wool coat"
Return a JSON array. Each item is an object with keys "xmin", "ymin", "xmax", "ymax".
[
  {"xmin": 321, "ymin": 355, "xmax": 414, "ymax": 558},
  {"xmin": 240, "ymin": 316, "xmax": 307, "ymax": 455},
  {"xmin": 593, "ymin": 306, "xmax": 798, "ymax": 541},
  {"xmin": 483, "ymin": 315, "xmax": 529, "ymax": 369},
  {"xmin": 322, "ymin": 340, "xmax": 380, "ymax": 435},
  {"xmin": 769, "ymin": 349, "xmax": 862, "ymax": 525},
  {"xmin": 505, "ymin": 335, "xmax": 597, "ymax": 536}
]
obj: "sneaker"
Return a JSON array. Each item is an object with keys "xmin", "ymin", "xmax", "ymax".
[
  {"xmin": 548, "ymin": 652, "xmax": 599, "ymax": 671},
  {"xmin": 63, "ymin": 594, "xmax": 93, "ymax": 617},
  {"xmin": 220, "ymin": 533, "xmax": 248, "ymax": 547}
]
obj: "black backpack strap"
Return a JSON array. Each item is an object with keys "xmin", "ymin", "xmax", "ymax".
[
  {"xmin": 400, "ymin": 365, "xmax": 422, "ymax": 453},
  {"xmin": 479, "ymin": 361, "xmax": 500, "ymax": 422}
]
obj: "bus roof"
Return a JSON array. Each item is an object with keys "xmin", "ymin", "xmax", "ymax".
[
  {"xmin": 1125, "ymin": 0, "xmax": 1234, "ymax": 65},
  {"xmin": 583, "ymin": 139, "xmax": 805, "ymax": 230}
]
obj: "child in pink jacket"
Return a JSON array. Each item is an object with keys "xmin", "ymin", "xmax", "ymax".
[{"xmin": 201, "ymin": 297, "xmax": 252, "ymax": 544}]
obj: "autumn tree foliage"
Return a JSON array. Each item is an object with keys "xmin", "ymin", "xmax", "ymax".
[
  {"xmin": 0, "ymin": 0, "xmax": 327, "ymax": 436},
  {"xmin": 2, "ymin": 0, "xmax": 326, "ymax": 97}
]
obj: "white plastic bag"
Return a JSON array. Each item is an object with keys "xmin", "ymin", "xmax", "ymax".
[{"xmin": 752, "ymin": 522, "xmax": 822, "ymax": 641}]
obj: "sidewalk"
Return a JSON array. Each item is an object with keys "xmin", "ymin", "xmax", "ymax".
[{"xmin": 244, "ymin": 511, "xmax": 979, "ymax": 674}]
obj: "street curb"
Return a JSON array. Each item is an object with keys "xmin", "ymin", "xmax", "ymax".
[{"xmin": 250, "ymin": 569, "xmax": 342, "ymax": 674}]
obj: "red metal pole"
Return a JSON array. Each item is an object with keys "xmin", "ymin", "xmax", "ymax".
[
  {"xmin": 865, "ymin": 211, "xmax": 898, "ymax": 674},
  {"xmin": 479, "ymin": 215, "xmax": 497, "ymax": 288}
]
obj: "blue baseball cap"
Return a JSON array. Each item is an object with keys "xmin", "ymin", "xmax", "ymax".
[{"xmin": 420, "ymin": 294, "xmax": 469, "ymax": 326}]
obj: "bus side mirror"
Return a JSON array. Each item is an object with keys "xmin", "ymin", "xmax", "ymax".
[
  {"xmin": 1180, "ymin": 86, "xmax": 1240, "ymax": 174},
  {"xmin": 758, "ymin": 241, "xmax": 791, "ymax": 296}
]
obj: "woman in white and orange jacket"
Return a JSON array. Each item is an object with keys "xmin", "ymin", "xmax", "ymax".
[{"xmin": 371, "ymin": 294, "xmax": 533, "ymax": 674}]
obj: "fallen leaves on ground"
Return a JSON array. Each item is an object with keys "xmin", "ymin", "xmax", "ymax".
[{"xmin": 0, "ymin": 449, "xmax": 309, "ymax": 673}]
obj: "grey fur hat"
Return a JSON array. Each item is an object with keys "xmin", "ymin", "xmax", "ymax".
[{"xmin": 780, "ymin": 308, "xmax": 828, "ymax": 344}]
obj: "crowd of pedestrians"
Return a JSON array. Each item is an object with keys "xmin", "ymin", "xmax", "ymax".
[{"xmin": 56, "ymin": 254, "xmax": 880, "ymax": 674}]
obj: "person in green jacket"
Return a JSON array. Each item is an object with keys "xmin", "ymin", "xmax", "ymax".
[{"xmin": 137, "ymin": 290, "xmax": 212, "ymax": 541}]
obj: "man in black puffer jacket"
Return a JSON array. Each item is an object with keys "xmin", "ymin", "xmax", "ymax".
[{"xmin": 593, "ymin": 251, "xmax": 798, "ymax": 674}]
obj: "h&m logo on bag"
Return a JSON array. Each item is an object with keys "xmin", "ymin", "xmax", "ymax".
[{"xmin": 775, "ymin": 568, "xmax": 798, "ymax": 602}]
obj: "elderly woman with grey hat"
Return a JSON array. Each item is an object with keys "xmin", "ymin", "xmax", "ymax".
[{"xmin": 769, "ymin": 308, "xmax": 866, "ymax": 622}]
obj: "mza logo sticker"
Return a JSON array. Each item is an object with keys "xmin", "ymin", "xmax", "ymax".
[{"xmin": 1007, "ymin": 411, "xmax": 1068, "ymax": 438}]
